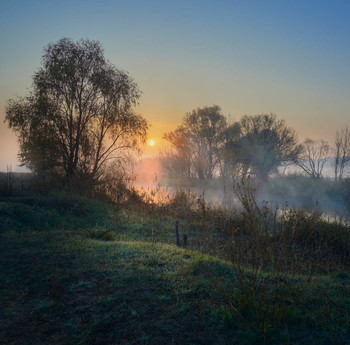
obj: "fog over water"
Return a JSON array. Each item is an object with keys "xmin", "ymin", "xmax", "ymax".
[
  {"xmin": 280, "ymin": 161, "xmax": 350, "ymax": 179},
  {"xmin": 133, "ymin": 156, "xmax": 350, "ymax": 224}
]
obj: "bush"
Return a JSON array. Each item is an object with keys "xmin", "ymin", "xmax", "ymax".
[
  {"xmin": 231, "ymin": 176, "xmax": 350, "ymax": 273},
  {"xmin": 86, "ymin": 228, "xmax": 116, "ymax": 241},
  {"xmin": 208, "ymin": 176, "xmax": 350, "ymax": 343}
]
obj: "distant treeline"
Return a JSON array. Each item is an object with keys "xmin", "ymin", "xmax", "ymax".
[{"xmin": 161, "ymin": 106, "xmax": 350, "ymax": 182}]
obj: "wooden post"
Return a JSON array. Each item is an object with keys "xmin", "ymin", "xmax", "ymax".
[
  {"xmin": 183, "ymin": 234, "xmax": 188, "ymax": 248},
  {"xmin": 175, "ymin": 220, "xmax": 180, "ymax": 247}
]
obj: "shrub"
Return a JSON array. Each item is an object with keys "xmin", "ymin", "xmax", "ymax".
[{"xmin": 86, "ymin": 228, "xmax": 116, "ymax": 241}]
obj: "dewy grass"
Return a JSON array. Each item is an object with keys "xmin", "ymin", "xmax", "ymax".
[
  {"xmin": 0, "ymin": 188, "xmax": 349, "ymax": 344},
  {"xmin": 85, "ymin": 228, "xmax": 116, "ymax": 241},
  {"xmin": 0, "ymin": 191, "xmax": 112, "ymax": 232}
]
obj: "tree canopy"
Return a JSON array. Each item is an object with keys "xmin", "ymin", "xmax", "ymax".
[
  {"xmin": 163, "ymin": 105, "xmax": 227, "ymax": 180},
  {"xmin": 6, "ymin": 38, "xmax": 148, "ymax": 182},
  {"xmin": 162, "ymin": 110, "xmax": 302, "ymax": 182},
  {"xmin": 224, "ymin": 114, "xmax": 302, "ymax": 180}
]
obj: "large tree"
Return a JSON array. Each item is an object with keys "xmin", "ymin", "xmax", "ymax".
[
  {"xmin": 224, "ymin": 114, "xmax": 301, "ymax": 181},
  {"xmin": 5, "ymin": 38, "xmax": 148, "ymax": 182},
  {"xmin": 163, "ymin": 105, "xmax": 227, "ymax": 180}
]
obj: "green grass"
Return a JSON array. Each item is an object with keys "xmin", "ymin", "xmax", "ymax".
[
  {"xmin": 0, "ymin": 192, "xmax": 349, "ymax": 344},
  {"xmin": 0, "ymin": 232, "xmax": 223, "ymax": 344},
  {"xmin": 0, "ymin": 191, "xmax": 113, "ymax": 232}
]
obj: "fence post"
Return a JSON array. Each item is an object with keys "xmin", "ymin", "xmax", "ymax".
[
  {"xmin": 183, "ymin": 234, "xmax": 188, "ymax": 248},
  {"xmin": 175, "ymin": 220, "xmax": 180, "ymax": 247}
]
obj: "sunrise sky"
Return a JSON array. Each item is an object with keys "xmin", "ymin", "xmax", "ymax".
[{"xmin": 1, "ymin": 0, "xmax": 350, "ymax": 171}]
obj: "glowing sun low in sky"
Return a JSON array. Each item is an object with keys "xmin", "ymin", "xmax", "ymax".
[{"xmin": 149, "ymin": 140, "xmax": 155, "ymax": 146}]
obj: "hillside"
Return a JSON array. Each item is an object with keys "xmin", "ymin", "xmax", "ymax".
[{"xmin": 1, "ymin": 192, "xmax": 349, "ymax": 344}]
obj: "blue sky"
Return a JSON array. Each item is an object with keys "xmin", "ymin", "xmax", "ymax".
[{"xmin": 1, "ymin": 0, "xmax": 349, "ymax": 170}]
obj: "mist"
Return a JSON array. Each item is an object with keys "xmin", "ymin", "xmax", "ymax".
[{"xmin": 132, "ymin": 153, "xmax": 350, "ymax": 225}]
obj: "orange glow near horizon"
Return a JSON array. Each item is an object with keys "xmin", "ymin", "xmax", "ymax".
[{"xmin": 140, "ymin": 119, "xmax": 178, "ymax": 155}]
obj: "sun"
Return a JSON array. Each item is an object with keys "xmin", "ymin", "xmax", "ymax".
[{"xmin": 149, "ymin": 139, "xmax": 155, "ymax": 147}]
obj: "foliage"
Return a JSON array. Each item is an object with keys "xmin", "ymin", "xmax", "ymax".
[
  {"xmin": 5, "ymin": 38, "xmax": 148, "ymax": 183},
  {"xmin": 212, "ymin": 176, "xmax": 350, "ymax": 342},
  {"xmin": 95, "ymin": 159, "xmax": 136, "ymax": 204},
  {"xmin": 224, "ymin": 114, "xmax": 301, "ymax": 181},
  {"xmin": 162, "ymin": 112, "xmax": 302, "ymax": 182},
  {"xmin": 232, "ymin": 176, "xmax": 350, "ymax": 272},
  {"xmin": 160, "ymin": 129, "xmax": 192, "ymax": 179},
  {"xmin": 86, "ymin": 228, "xmax": 116, "ymax": 241},
  {"xmin": 162, "ymin": 105, "xmax": 227, "ymax": 180}
]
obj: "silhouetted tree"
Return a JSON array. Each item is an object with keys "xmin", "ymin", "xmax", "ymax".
[
  {"xmin": 296, "ymin": 139, "xmax": 330, "ymax": 178},
  {"xmin": 224, "ymin": 114, "xmax": 301, "ymax": 181},
  {"xmin": 6, "ymin": 38, "xmax": 148, "ymax": 183},
  {"xmin": 334, "ymin": 127, "xmax": 350, "ymax": 181},
  {"xmin": 161, "ymin": 129, "xmax": 192, "ymax": 179},
  {"xmin": 220, "ymin": 122, "xmax": 242, "ymax": 178},
  {"xmin": 162, "ymin": 105, "xmax": 227, "ymax": 180}
]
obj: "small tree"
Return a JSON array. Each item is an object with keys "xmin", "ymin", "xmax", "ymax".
[
  {"xmin": 5, "ymin": 38, "xmax": 148, "ymax": 183},
  {"xmin": 297, "ymin": 139, "xmax": 330, "ymax": 178},
  {"xmin": 161, "ymin": 128, "xmax": 192, "ymax": 179},
  {"xmin": 334, "ymin": 127, "xmax": 350, "ymax": 181},
  {"xmin": 162, "ymin": 105, "xmax": 227, "ymax": 180}
]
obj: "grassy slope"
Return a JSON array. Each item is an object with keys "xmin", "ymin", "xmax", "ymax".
[{"xmin": 0, "ymin": 193, "xmax": 349, "ymax": 344}]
